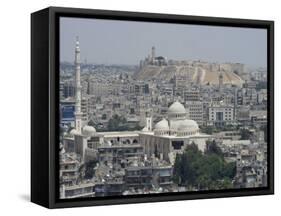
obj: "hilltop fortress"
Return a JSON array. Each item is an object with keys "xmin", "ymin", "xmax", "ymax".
[{"xmin": 135, "ymin": 46, "xmax": 244, "ymax": 87}]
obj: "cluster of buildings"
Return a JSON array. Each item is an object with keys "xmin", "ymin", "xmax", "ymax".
[
  {"xmin": 219, "ymin": 138, "xmax": 267, "ymax": 188},
  {"xmin": 59, "ymin": 40, "xmax": 268, "ymax": 198}
]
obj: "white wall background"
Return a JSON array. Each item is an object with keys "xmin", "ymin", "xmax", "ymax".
[{"xmin": 0, "ymin": 0, "xmax": 279, "ymax": 214}]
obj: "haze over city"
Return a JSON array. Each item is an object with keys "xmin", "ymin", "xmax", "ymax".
[{"xmin": 60, "ymin": 17, "xmax": 267, "ymax": 67}]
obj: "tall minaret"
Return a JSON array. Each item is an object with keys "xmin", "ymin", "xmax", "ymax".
[
  {"xmin": 74, "ymin": 37, "xmax": 83, "ymax": 133},
  {"xmin": 219, "ymin": 72, "xmax": 223, "ymax": 91},
  {"xmin": 145, "ymin": 112, "xmax": 153, "ymax": 131},
  {"xmin": 151, "ymin": 46, "xmax": 155, "ymax": 59}
]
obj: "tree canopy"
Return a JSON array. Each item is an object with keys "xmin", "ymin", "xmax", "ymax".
[
  {"xmin": 173, "ymin": 142, "xmax": 236, "ymax": 190},
  {"xmin": 240, "ymin": 128, "xmax": 252, "ymax": 140},
  {"xmin": 107, "ymin": 114, "xmax": 142, "ymax": 131},
  {"xmin": 108, "ymin": 114, "xmax": 128, "ymax": 131},
  {"xmin": 205, "ymin": 140, "xmax": 223, "ymax": 156}
]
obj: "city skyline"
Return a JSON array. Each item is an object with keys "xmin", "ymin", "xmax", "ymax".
[
  {"xmin": 60, "ymin": 17, "xmax": 267, "ymax": 67},
  {"xmin": 59, "ymin": 20, "xmax": 268, "ymax": 199}
]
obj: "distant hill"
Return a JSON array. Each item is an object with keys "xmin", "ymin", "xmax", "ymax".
[{"xmin": 134, "ymin": 64, "xmax": 244, "ymax": 87}]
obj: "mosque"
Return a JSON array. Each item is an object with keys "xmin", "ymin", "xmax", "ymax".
[
  {"xmin": 139, "ymin": 101, "xmax": 211, "ymax": 164},
  {"xmin": 62, "ymin": 38, "xmax": 211, "ymax": 166}
]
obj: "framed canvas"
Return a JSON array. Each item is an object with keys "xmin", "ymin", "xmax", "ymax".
[{"xmin": 31, "ymin": 7, "xmax": 274, "ymax": 208}]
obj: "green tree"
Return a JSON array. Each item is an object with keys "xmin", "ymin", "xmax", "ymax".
[
  {"xmin": 108, "ymin": 114, "xmax": 129, "ymax": 131},
  {"xmin": 256, "ymin": 81, "xmax": 267, "ymax": 90},
  {"xmin": 88, "ymin": 119, "xmax": 95, "ymax": 127},
  {"xmin": 202, "ymin": 126, "xmax": 214, "ymax": 134},
  {"xmin": 206, "ymin": 140, "xmax": 223, "ymax": 156},
  {"xmin": 215, "ymin": 178, "xmax": 233, "ymax": 189},
  {"xmin": 173, "ymin": 143, "xmax": 236, "ymax": 190},
  {"xmin": 260, "ymin": 125, "xmax": 267, "ymax": 142},
  {"xmin": 221, "ymin": 162, "xmax": 236, "ymax": 179},
  {"xmin": 173, "ymin": 154, "xmax": 182, "ymax": 184},
  {"xmin": 240, "ymin": 128, "xmax": 252, "ymax": 140},
  {"xmin": 101, "ymin": 114, "xmax": 107, "ymax": 120},
  {"xmin": 84, "ymin": 160, "xmax": 97, "ymax": 179}
]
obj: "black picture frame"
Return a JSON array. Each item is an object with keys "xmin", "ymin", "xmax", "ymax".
[{"xmin": 31, "ymin": 6, "xmax": 274, "ymax": 208}]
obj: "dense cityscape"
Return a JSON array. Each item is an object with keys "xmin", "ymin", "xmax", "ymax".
[{"xmin": 59, "ymin": 38, "xmax": 268, "ymax": 199}]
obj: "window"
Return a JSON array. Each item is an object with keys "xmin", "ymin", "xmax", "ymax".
[{"xmin": 172, "ymin": 141, "xmax": 184, "ymax": 150}]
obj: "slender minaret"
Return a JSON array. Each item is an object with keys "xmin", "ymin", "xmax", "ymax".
[
  {"xmin": 219, "ymin": 72, "xmax": 223, "ymax": 91},
  {"xmin": 74, "ymin": 37, "xmax": 83, "ymax": 133},
  {"xmin": 146, "ymin": 113, "xmax": 153, "ymax": 131},
  {"xmin": 151, "ymin": 46, "xmax": 155, "ymax": 59}
]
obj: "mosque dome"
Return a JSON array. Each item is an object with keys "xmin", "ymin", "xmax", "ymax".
[
  {"xmin": 167, "ymin": 101, "xmax": 187, "ymax": 120},
  {"xmin": 167, "ymin": 101, "xmax": 186, "ymax": 115},
  {"xmin": 82, "ymin": 125, "xmax": 96, "ymax": 137},
  {"xmin": 69, "ymin": 129, "xmax": 79, "ymax": 136},
  {"xmin": 178, "ymin": 119, "xmax": 199, "ymax": 131},
  {"xmin": 154, "ymin": 118, "xmax": 169, "ymax": 130},
  {"xmin": 142, "ymin": 126, "xmax": 149, "ymax": 132},
  {"xmin": 152, "ymin": 101, "xmax": 200, "ymax": 137},
  {"xmin": 169, "ymin": 119, "xmax": 199, "ymax": 136}
]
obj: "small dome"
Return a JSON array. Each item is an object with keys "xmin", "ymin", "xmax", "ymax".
[
  {"xmin": 167, "ymin": 101, "xmax": 186, "ymax": 114},
  {"xmin": 142, "ymin": 127, "xmax": 149, "ymax": 132},
  {"xmin": 69, "ymin": 129, "xmax": 79, "ymax": 136},
  {"xmin": 82, "ymin": 125, "xmax": 96, "ymax": 137},
  {"xmin": 154, "ymin": 118, "xmax": 169, "ymax": 130}
]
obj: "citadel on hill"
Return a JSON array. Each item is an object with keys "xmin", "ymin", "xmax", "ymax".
[{"xmin": 136, "ymin": 46, "xmax": 245, "ymax": 87}]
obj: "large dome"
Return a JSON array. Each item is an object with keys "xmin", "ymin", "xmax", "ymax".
[
  {"xmin": 178, "ymin": 119, "xmax": 199, "ymax": 131},
  {"xmin": 154, "ymin": 118, "xmax": 169, "ymax": 130},
  {"xmin": 169, "ymin": 119, "xmax": 199, "ymax": 136},
  {"xmin": 82, "ymin": 125, "xmax": 96, "ymax": 137},
  {"xmin": 167, "ymin": 101, "xmax": 186, "ymax": 114}
]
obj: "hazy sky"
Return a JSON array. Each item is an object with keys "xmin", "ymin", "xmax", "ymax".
[{"xmin": 60, "ymin": 17, "xmax": 267, "ymax": 67}]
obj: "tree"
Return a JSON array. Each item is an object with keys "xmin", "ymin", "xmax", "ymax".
[
  {"xmin": 260, "ymin": 125, "xmax": 267, "ymax": 142},
  {"xmin": 173, "ymin": 154, "xmax": 182, "ymax": 184},
  {"xmin": 131, "ymin": 124, "xmax": 142, "ymax": 130},
  {"xmin": 206, "ymin": 140, "xmax": 223, "ymax": 156},
  {"xmin": 88, "ymin": 119, "xmax": 95, "ymax": 127},
  {"xmin": 173, "ymin": 143, "xmax": 200, "ymax": 186},
  {"xmin": 256, "ymin": 81, "xmax": 267, "ymax": 90},
  {"xmin": 173, "ymin": 143, "xmax": 236, "ymax": 190},
  {"xmin": 240, "ymin": 128, "xmax": 252, "ymax": 140},
  {"xmin": 221, "ymin": 162, "xmax": 236, "ymax": 179},
  {"xmin": 201, "ymin": 126, "xmax": 214, "ymax": 135},
  {"xmin": 84, "ymin": 160, "xmax": 97, "ymax": 179},
  {"xmin": 67, "ymin": 126, "xmax": 74, "ymax": 133},
  {"xmin": 212, "ymin": 178, "xmax": 233, "ymax": 190},
  {"xmin": 108, "ymin": 114, "xmax": 129, "ymax": 131},
  {"xmin": 107, "ymin": 114, "xmax": 142, "ymax": 131},
  {"xmin": 101, "ymin": 113, "xmax": 107, "ymax": 120},
  {"xmin": 154, "ymin": 145, "xmax": 159, "ymax": 158}
]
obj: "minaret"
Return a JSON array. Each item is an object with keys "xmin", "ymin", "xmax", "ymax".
[
  {"xmin": 219, "ymin": 72, "xmax": 223, "ymax": 91},
  {"xmin": 145, "ymin": 112, "xmax": 153, "ymax": 131},
  {"xmin": 74, "ymin": 37, "xmax": 83, "ymax": 133},
  {"xmin": 151, "ymin": 46, "xmax": 155, "ymax": 59}
]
